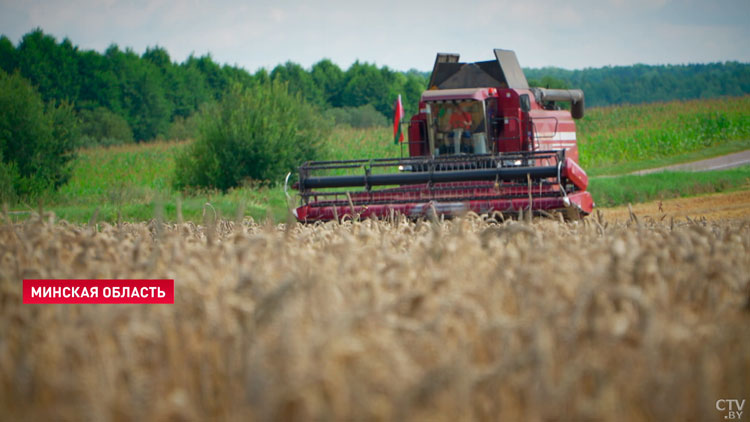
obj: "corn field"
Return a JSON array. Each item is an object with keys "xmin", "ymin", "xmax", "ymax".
[
  {"xmin": 1, "ymin": 212, "xmax": 748, "ymax": 421},
  {"xmin": 577, "ymin": 96, "xmax": 750, "ymax": 168}
]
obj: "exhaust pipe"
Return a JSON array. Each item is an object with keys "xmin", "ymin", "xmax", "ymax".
[{"xmin": 534, "ymin": 88, "xmax": 585, "ymax": 119}]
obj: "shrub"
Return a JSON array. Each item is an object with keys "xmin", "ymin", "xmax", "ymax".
[
  {"xmin": 325, "ymin": 104, "xmax": 387, "ymax": 128},
  {"xmin": 167, "ymin": 111, "xmax": 204, "ymax": 141},
  {"xmin": 78, "ymin": 107, "xmax": 134, "ymax": 148},
  {"xmin": 0, "ymin": 70, "xmax": 78, "ymax": 200},
  {"xmin": 0, "ymin": 151, "xmax": 19, "ymax": 204},
  {"xmin": 175, "ymin": 81, "xmax": 330, "ymax": 190}
]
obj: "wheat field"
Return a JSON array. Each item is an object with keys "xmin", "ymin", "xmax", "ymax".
[{"xmin": 1, "ymin": 212, "xmax": 748, "ymax": 421}]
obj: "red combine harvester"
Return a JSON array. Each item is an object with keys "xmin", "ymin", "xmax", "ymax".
[{"xmin": 289, "ymin": 49, "xmax": 594, "ymax": 222}]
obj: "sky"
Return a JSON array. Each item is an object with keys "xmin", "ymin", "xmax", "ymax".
[{"xmin": 1, "ymin": 0, "xmax": 748, "ymax": 72}]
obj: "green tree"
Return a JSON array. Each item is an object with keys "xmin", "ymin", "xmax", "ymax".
[
  {"xmin": 185, "ymin": 54, "xmax": 229, "ymax": 101},
  {"xmin": 340, "ymin": 61, "xmax": 396, "ymax": 117},
  {"xmin": 0, "ymin": 70, "xmax": 78, "ymax": 198},
  {"xmin": 78, "ymin": 107, "xmax": 134, "ymax": 147},
  {"xmin": 223, "ymin": 64, "xmax": 257, "ymax": 88},
  {"xmin": 311, "ymin": 59, "xmax": 344, "ymax": 107},
  {"xmin": 527, "ymin": 75, "xmax": 569, "ymax": 89},
  {"xmin": 271, "ymin": 61, "xmax": 325, "ymax": 106},
  {"xmin": 0, "ymin": 35, "xmax": 17, "ymax": 74},
  {"xmin": 174, "ymin": 59, "xmax": 213, "ymax": 117},
  {"xmin": 0, "ymin": 148, "xmax": 19, "ymax": 204},
  {"xmin": 253, "ymin": 68, "xmax": 270, "ymax": 84},
  {"xmin": 131, "ymin": 65, "xmax": 172, "ymax": 140},
  {"xmin": 16, "ymin": 29, "xmax": 80, "ymax": 102},
  {"xmin": 144, "ymin": 46, "xmax": 205, "ymax": 120},
  {"xmin": 401, "ymin": 72, "xmax": 427, "ymax": 117},
  {"xmin": 142, "ymin": 45, "xmax": 171, "ymax": 68},
  {"xmin": 107, "ymin": 46, "xmax": 172, "ymax": 140},
  {"xmin": 78, "ymin": 48, "xmax": 122, "ymax": 114}
]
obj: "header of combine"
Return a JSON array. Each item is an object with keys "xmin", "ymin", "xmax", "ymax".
[{"xmin": 290, "ymin": 49, "xmax": 594, "ymax": 222}]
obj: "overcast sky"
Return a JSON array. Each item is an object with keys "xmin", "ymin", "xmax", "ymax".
[{"xmin": 1, "ymin": 0, "xmax": 748, "ymax": 72}]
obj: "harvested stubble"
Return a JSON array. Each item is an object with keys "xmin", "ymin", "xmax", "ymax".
[{"xmin": 1, "ymin": 214, "xmax": 749, "ymax": 421}]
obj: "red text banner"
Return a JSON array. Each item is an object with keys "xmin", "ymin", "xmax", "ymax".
[{"xmin": 23, "ymin": 279, "xmax": 174, "ymax": 304}]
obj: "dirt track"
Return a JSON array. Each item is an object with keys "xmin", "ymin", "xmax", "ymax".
[{"xmin": 601, "ymin": 187, "xmax": 750, "ymax": 222}]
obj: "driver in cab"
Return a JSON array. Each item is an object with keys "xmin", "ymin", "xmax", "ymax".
[{"xmin": 449, "ymin": 103, "xmax": 472, "ymax": 153}]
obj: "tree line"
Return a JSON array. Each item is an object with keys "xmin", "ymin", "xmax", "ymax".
[
  {"xmin": 3, "ymin": 29, "xmax": 749, "ymax": 144},
  {"xmin": 524, "ymin": 63, "xmax": 750, "ymax": 107},
  {"xmin": 0, "ymin": 29, "xmax": 427, "ymax": 144}
]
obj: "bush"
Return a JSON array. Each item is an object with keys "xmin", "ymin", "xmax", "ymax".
[
  {"xmin": 0, "ymin": 151, "xmax": 19, "ymax": 204},
  {"xmin": 78, "ymin": 107, "xmax": 134, "ymax": 148},
  {"xmin": 175, "ymin": 81, "xmax": 330, "ymax": 190},
  {"xmin": 0, "ymin": 70, "xmax": 78, "ymax": 200},
  {"xmin": 167, "ymin": 111, "xmax": 204, "ymax": 141},
  {"xmin": 325, "ymin": 104, "xmax": 387, "ymax": 128}
]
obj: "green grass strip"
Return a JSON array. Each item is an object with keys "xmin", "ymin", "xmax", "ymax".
[
  {"xmin": 586, "ymin": 140, "xmax": 750, "ymax": 176},
  {"xmin": 589, "ymin": 166, "xmax": 750, "ymax": 207},
  {"xmin": 11, "ymin": 168, "xmax": 749, "ymax": 224}
]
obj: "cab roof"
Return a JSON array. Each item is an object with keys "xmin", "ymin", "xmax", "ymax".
[{"xmin": 421, "ymin": 87, "xmax": 495, "ymax": 102}]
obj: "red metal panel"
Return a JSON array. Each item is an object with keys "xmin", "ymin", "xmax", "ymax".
[
  {"xmin": 408, "ymin": 114, "xmax": 427, "ymax": 157},
  {"xmin": 567, "ymin": 191, "xmax": 594, "ymax": 214},
  {"xmin": 496, "ymin": 89, "xmax": 524, "ymax": 153},
  {"xmin": 529, "ymin": 105, "xmax": 579, "ymax": 162},
  {"xmin": 562, "ymin": 157, "xmax": 588, "ymax": 191}
]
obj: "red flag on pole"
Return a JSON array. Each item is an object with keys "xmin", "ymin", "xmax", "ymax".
[{"xmin": 393, "ymin": 94, "xmax": 404, "ymax": 144}]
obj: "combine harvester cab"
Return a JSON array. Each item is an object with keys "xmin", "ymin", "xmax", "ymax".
[{"xmin": 290, "ymin": 49, "xmax": 594, "ymax": 222}]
